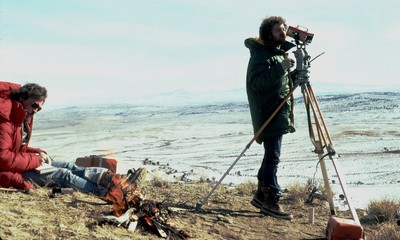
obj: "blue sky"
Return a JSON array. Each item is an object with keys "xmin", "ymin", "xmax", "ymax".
[{"xmin": 1, "ymin": 0, "xmax": 399, "ymax": 107}]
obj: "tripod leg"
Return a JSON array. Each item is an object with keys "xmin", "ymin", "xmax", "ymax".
[
  {"xmin": 195, "ymin": 146, "xmax": 249, "ymax": 211},
  {"xmin": 315, "ymin": 141, "xmax": 336, "ymax": 215},
  {"xmin": 306, "ymin": 83, "xmax": 333, "ymax": 146},
  {"xmin": 330, "ymin": 157, "xmax": 360, "ymax": 224}
]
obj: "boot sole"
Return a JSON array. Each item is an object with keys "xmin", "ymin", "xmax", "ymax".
[
  {"xmin": 250, "ymin": 198, "xmax": 263, "ymax": 209},
  {"xmin": 261, "ymin": 208, "xmax": 293, "ymax": 220}
]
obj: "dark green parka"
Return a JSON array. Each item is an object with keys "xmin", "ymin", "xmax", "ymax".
[{"xmin": 245, "ymin": 37, "xmax": 296, "ymax": 144}]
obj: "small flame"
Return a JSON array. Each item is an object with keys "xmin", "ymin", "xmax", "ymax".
[
  {"xmin": 144, "ymin": 216, "xmax": 154, "ymax": 226},
  {"xmin": 102, "ymin": 174, "xmax": 141, "ymax": 217},
  {"xmin": 99, "ymin": 149, "xmax": 116, "ymax": 159},
  {"xmin": 140, "ymin": 199, "xmax": 159, "ymax": 227}
]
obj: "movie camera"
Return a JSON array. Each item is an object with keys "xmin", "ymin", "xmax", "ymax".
[
  {"xmin": 286, "ymin": 25, "xmax": 315, "ymax": 86},
  {"xmin": 286, "ymin": 25, "xmax": 314, "ymax": 44}
]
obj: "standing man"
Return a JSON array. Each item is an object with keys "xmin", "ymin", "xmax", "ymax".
[{"xmin": 245, "ymin": 16, "xmax": 296, "ymax": 220}]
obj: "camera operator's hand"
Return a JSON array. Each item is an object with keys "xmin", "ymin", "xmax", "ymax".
[
  {"xmin": 39, "ymin": 152, "xmax": 52, "ymax": 165},
  {"xmin": 281, "ymin": 58, "xmax": 295, "ymax": 71}
]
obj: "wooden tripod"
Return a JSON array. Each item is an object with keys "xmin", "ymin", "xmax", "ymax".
[{"xmin": 301, "ymin": 81, "xmax": 360, "ymax": 224}]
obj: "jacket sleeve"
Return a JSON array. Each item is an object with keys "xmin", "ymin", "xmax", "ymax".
[
  {"xmin": 0, "ymin": 121, "xmax": 42, "ymax": 172},
  {"xmin": 26, "ymin": 146, "xmax": 46, "ymax": 154},
  {"xmin": 247, "ymin": 55, "xmax": 286, "ymax": 93},
  {"xmin": 0, "ymin": 172, "xmax": 34, "ymax": 190}
]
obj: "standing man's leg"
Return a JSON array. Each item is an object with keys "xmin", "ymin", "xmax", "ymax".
[
  {"xmin": 251, "ymin": 135, "xmax": 282, "ymax": 209},
  {"xmin": 252, "ymin": 135, "xmax": 293, "ymax": 220},
  {"xmin": 260, "ymin": 135, "xmax": 282, "ymax": 195}
]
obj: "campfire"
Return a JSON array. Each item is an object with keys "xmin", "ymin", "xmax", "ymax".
[{"xmin": 98, "ymin": 169, "xmax": 188, "ymax": 239}]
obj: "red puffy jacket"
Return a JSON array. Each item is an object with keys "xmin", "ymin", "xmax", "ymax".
[{"xmin": 0, "ymin": 81, "xmax": 44, "ymax": 189}]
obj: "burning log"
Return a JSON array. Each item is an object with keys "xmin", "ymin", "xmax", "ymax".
[
  {"xmin": 97, "ymin": 168, "xmax": 188, "ymax": 238},
  {"xmin": 98, "ymin": 199, "xmax": 189, "ymax": 239}
]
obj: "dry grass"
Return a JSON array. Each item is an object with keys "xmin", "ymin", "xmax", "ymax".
[
  {"xmin": 367, "ymin": 223, "xmax": 400, "ymax": 240},
  {"xmin": 234, "ymin": 180, "xmax": 256, "ymax": 196},
  {"xmin": 285, "ymin": 179, "xmax": 328, "ymax": 207},
  {"xmin": 0, "ymin": 179, "xmax": 399, "ymax": 239},
  {"xmin": 367, "ymin": 197, "xmax": 400, "ymax": 223},
  {"xmin": 149, "ymin": 171, "xmax": 170, "ymax": 188}
]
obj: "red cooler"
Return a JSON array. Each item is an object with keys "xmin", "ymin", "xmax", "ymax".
[
  {"xmin": 326, "ymin": 216, "xmax": 365, "ymax": 240},
  {"xmin": 75, "ymin": 155, "xmax": 117, "ymax": 173}
]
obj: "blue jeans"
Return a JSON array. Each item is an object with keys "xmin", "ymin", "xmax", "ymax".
[
  {"xmin": 257, "ymin": 135, "xmax": 283, "ymax": 197},
  {"xmin": 22, "ymin": 161, "xmax": 107, "ymax": 196}
]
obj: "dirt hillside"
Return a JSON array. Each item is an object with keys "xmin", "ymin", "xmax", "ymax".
[{"xmin": 0, "ymin": 180, "xmax": 398, "ymax": 239}]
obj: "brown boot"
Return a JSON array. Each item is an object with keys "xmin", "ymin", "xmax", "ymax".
[
  {"xmin": 250, "ymin": 181, "xmax": 264, "ymax": 209},
  {"xmin": 97, "ymin": 170, "xmax": 118, "ymax": 190},
  {"xmin": 261, "ymin": 187, "xmax": 293, "ymax": 220}
]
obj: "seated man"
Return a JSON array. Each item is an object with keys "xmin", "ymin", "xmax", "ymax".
[{"xmin": 0, "ymin": 81, "xmax": 145, "ymax": 203}]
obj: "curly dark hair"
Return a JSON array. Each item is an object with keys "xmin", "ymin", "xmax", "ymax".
[
  {"xmin": 10, "ymin": 83, "xmax": 47, "ymax": 102},
  {"xmin": 259, "ymin": 16, "xmax": 287, "ymax": 41}
]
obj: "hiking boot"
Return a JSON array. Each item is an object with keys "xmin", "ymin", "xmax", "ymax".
[
  {"xmin": 125, "ymin": 167, "xmax": 147, "ymax": 187},
  {"xmin": 99, "ymin": 168, "xmax": 147, "ymax": 209},
  {"xmin": 97, "ymin": 167, "xmax": 147, "ymax": 190},
  {"xmin": 97, "ymin": 170, "xmax": 118, "ymax": 190},
  {"xmin": 261, "ymin": 187, "xmax": 293, "ymax": 220},
  {"xmin": 250, "ymin": 181, "xmax": 264, "ymax": 209}
]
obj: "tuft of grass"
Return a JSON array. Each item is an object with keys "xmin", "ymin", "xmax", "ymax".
[
  {"xmin": 285, "ymin": 182, "xmax": 308, "ymax": 206},
  {"xmin": 150, "ymin": 172, "xmax": 170, "ymax": 188},
  {"xmin": 369, "ymin": 222, "xmax": 400, "ymax": 240},
  {"xmin": 235, "ymin": 181, "xmax": 256, "ymax": 196},
  {"xmin": 286, "ymin": 179, "xmax": 327, "ymax": 206},
  {"xmin": 367, "ymin": 197, "xmax": 400, "ymax": 223},
  {"xmin": 197, "ymin": 173, "xmax": 208, "ymax": 183}
]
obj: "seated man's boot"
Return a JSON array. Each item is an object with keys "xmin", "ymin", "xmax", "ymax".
[
  {"xmin": 250, "ymin": 181, "xmax": 264, "ymax": 209},
  {"xmin": 261, "ymin": 187, "xmax": 293, "ymax": 220},
  {"xmin": 125, "ymin": 167, "xmax": 147, "ymax": 188},
  {"xmin": 98, "ymin": 168, "xmax": 147, "ymax": 192}
]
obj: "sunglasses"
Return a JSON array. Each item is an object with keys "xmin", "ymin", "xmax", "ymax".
[{"xmin": 31, "ymin": 102, "xmax": 42, "ymax": 112}]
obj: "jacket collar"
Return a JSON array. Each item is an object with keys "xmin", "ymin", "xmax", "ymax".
[
  {"xmin": 262, "ymin": 38, "xmax": 296, "ymax": 55},
  {"xmin": 245, "ymin": 37, "xmax": 296, "ymax": 55},
  {"xmin": 0, "ymin": 99, "xmax": 26, "ymax": 125}
]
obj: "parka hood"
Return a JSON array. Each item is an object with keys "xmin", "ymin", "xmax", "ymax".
[
  {"xmin": 0, "ymin": 81, "xmax": 20, "ymax": 99},
  {"xmin": 0, "ymin": 82, "xmax": 23, "ymax": 123}
]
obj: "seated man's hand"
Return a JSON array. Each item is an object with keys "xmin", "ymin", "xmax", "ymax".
[{"xmin": 39, "ymin": 152, "xmax": 52, "ymax": 165}]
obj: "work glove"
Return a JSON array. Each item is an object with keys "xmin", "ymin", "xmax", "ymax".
[
  {"xmin": 39, "ymin": 152, "xmax": 52, "ymax": 165},
  {"xmin": 281, "ymin": 58, "xmax": 295, "ymax": 71}
]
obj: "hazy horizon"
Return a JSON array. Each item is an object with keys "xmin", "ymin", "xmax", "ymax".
[{"xmin": 41, "ymin": 84, "xmax": 400, "ymax": 109}]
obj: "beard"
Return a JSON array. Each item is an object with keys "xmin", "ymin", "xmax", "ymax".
[{"xmin": 271, "ymin": 33, "xmax": 286, "ymax": 46}]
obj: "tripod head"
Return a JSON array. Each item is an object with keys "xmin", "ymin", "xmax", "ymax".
[
  {"xmin": 287, "ymin": 26, "xmax": 313, "ymax": 86},
  {"xmin": 292, "ymin": 44, "xmax": 311, "ymax": 86}
]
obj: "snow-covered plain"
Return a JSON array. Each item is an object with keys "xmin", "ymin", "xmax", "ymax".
[{"xmin": 30, "ymin": 92, "xmax": 399, "ymax": 209}]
